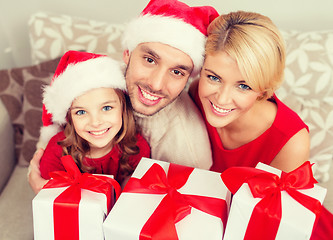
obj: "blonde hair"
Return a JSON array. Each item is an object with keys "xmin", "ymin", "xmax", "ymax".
[{"xmin": 205, "ymin": 11, "xmax": 285, "ymax": 100}]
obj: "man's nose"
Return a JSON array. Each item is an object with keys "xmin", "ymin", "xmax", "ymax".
[{"xmin": 147, "ymin": 68, "xmax": 167, "ymax": 91}]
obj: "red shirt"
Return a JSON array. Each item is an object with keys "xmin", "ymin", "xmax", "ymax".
[{"xmin": 40, "ymin": 131, "xmax": 150, "ymax": 180}]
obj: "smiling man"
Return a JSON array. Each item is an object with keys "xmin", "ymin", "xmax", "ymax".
[
  {"xmin": 120, "ymin": 0, "xmax": 219, "ymax": 168},
  {"xmin": 123, "ymin": 43, "xmax": 193, "ymax": 116}
]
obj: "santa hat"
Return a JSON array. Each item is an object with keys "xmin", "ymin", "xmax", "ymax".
[
  {"xmin": 122, "ymin": 0, "xmax": 219, "ymax": 78},
  {"xmin": 37, "ymin": 50, "xmax": 126, "ymax": 149}
]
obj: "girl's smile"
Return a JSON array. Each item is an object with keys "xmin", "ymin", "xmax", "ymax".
[{"xmin": 88, "ymin": 127, "xmax": 111, "ymax": 137}]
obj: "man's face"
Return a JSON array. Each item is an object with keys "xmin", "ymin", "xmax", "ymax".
[{"xmin": 123, "ymin": 42, "xmax": 194, "ymax": 116}]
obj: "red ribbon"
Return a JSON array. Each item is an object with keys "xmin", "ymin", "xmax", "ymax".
[
  {"xmin": 221, "ymin": 161, "xmax": 323, "ymax": 240},
  {"xmin": 42, "ymin": 155, "xmax": 122, "ymax": 240},
  {"xmin": 123, "ymin": 163, "xmax": 228, "ymax": 240}
]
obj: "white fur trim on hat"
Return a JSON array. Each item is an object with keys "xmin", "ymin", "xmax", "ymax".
[
  {"xmin": 43, "ymin": 56, "xmax": 126, "ymax": 125},
  {"xmin": 37, "ymin": 124, "xmax": 62, "ymax": 149},
  {"xmin": 122, "ymin": 14, "xmax": 206, "ymax": 77}
]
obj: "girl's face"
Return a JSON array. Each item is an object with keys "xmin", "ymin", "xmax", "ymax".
[
  {"xmin": 70, "ymin": 88, "xmax": 123, "ymax": 157},
  {"xmin": 198, "ymin": 51, "xmax": 263, "ymax": 129}
]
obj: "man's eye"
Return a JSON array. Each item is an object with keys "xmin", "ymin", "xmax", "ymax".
[
  {"xmin": 239, "ymin": 84, "xmax": 252, "ymax": 90},
  {"xmin": 145, "ymin": 57, "xmax": 155, "ymax": 64},
  {"xmin": 103, "ymin": 106, "xmax": 112, "ymax": 111},
  {"xmin": 76, "ymin": 110, "xmax": 86, "ymax": 115},
  {"xmin": 172, "ymin": 69, "xmax": 184, "ymax": 76}
]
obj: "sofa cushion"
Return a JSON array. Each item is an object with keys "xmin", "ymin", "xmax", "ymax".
[
  {"xmin": 0, "ymin": 99, "xmax": 15, "ymax": 192},
  {"xmin": 20, "ymin": 57, "xmax": 60, "ymax": 165},
  {"xmin": 0, "ymin": 65, "xmax": 24, "ymax": 158},
  {"xmin": 0, "ymin": 57, "xmax": 60, "ymax": 166},
  {"xmin": 277, "ymin": 30, "xmax": 333, "ymax": 182},
  {"xmin": 28, "ymin": 11, "xmax": 124, "ymax": 64}
]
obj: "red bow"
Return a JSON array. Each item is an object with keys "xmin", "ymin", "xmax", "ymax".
[
  {"xmin": 124, "ymin": 163, "xmax": 228, "ymax": 240},
  {"xmin": 221, "ymin": 161, "xmax": 322, "ymax": 240},
  {"xmin": 43, "ymin": 155, "xmax": 122, "ymax": 240}
]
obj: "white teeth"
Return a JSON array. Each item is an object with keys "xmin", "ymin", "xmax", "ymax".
[
  {"xmin": 90, "ymin": 129, "xmax": 108, "ymax": 135},
  {"xmin": 141, "ymin": 89, "xmax": 159, "ymax": 101},
  {"xmin": 212, "ymin": 103, "xmax": 232, "ymax": 113}
]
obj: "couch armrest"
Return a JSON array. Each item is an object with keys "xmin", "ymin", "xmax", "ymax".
[{"xmin": 0, "ymin": 99, "xmax": 15, "ymax": 193}]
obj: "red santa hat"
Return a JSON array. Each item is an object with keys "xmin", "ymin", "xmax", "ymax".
[
  {"xmin": 38, "ymin": 50, "xmax": 126, "ymax": 149},
  {"xmin": 122, "ymin": 0, "xmax": 219, "ymax": 78}
]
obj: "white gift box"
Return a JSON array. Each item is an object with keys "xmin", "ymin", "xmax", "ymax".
[
  {"xmin": 32, "ymin": 174, "xmax": 114, "ymax": 240},
  {"xmin": 103, "ymin": 158, "xmax": 231, "ymax": 240},
  {"xmin": 223, "ymin": 162, "xmax": 327, "ymax": 240}
]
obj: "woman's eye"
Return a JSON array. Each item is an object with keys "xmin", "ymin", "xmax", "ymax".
[
  {"xmin": 103, "ymin": 106, "xmax": 112, "ymax": 111},
  {"xmin": 208, "ymin": 75, "xmax": 220, "ymax": 82},
  {"xmin": 76, "ymin": 110, "xmax": 86, "ymax": 115},
  {"xmin": 239, "ymin": 84, "xmax": 252, "ymax": 90}
]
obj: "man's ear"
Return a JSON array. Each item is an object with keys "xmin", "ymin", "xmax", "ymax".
[{"xmin": 123, "ymin": 49, "xmax": 130, "ymax": 65}]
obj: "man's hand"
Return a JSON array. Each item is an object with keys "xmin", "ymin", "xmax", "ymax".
[{"xmin": 27, "ymin": 148, "xmax": 48, "ymax": 194}]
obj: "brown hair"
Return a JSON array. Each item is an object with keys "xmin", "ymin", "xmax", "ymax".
[
  {"xmin": 205, "ymin": 11, "xmax": 286, "ymax": 100},
  {"xmin": 59, "ymin": 89, "xmax": 139, "ymax": 180}
]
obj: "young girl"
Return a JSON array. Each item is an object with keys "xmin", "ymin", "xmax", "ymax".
[
  {"xmin": 39, "ymin": 50, "xmax": 150, "ymax": 185},
  {"xmin": 190, "ymin": 11, "xmax": 332, "ymax": 240}
]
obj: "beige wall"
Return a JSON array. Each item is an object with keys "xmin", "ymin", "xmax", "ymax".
[
  {"xmin": 0, "ymin": 0, "xmax": 333, "ymax": 70},
  {"xmin": 183, "ymin": 0, "xmax": 333, "ymax": 31}
]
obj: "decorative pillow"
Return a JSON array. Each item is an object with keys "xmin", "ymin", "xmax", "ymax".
[
  {"xmin": 28, "ymin": 12, "xmax": 124, "ymax": 64},
  {"xmin": 277, "ymin": 30, "xmax": 333, "ymax": 182},
  {"xmin": 0, "ymin": 68, "xmax": 24, "ymax": 160},
  {"xmin": 0, "ymin": 57, "xmax": 60, "ymax": 166}
]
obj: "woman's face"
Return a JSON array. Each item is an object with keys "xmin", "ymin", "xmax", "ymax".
[{"xmin": 198, "ymin": 51, "xmax": 263, "ymax": 129}]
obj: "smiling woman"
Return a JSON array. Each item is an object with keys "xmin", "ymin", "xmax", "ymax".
[
  {"xmin": 198, "ymin": 51, "xmax": 264, "ymax": 130},
  {"xmin": 190, "ymin": 10, "xmax": 333, "ymax": 240},
  {"xmin": 192, "ymin": 10, "xmax": 310, "ymax": 174}
]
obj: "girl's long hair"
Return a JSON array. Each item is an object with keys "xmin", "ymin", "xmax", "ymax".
[{"xmin": 59, "ymin": 89, "xmax": 139, "ymax": 180}]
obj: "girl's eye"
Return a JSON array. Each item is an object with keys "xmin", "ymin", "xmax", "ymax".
[
  {"xmin": 103, "ymin": 106, "xmax": 112, "ymax": 111},
  {"xmin": 239, "ymin": 83, "xmax": 252, "ymax": 91},
  {"xmin": 208, "ymin": 74, "xmax": 220, "ymax": 82},
  {"xmin": 76, "ymin": 110, "xmax": 86, "ymax": 115}
]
